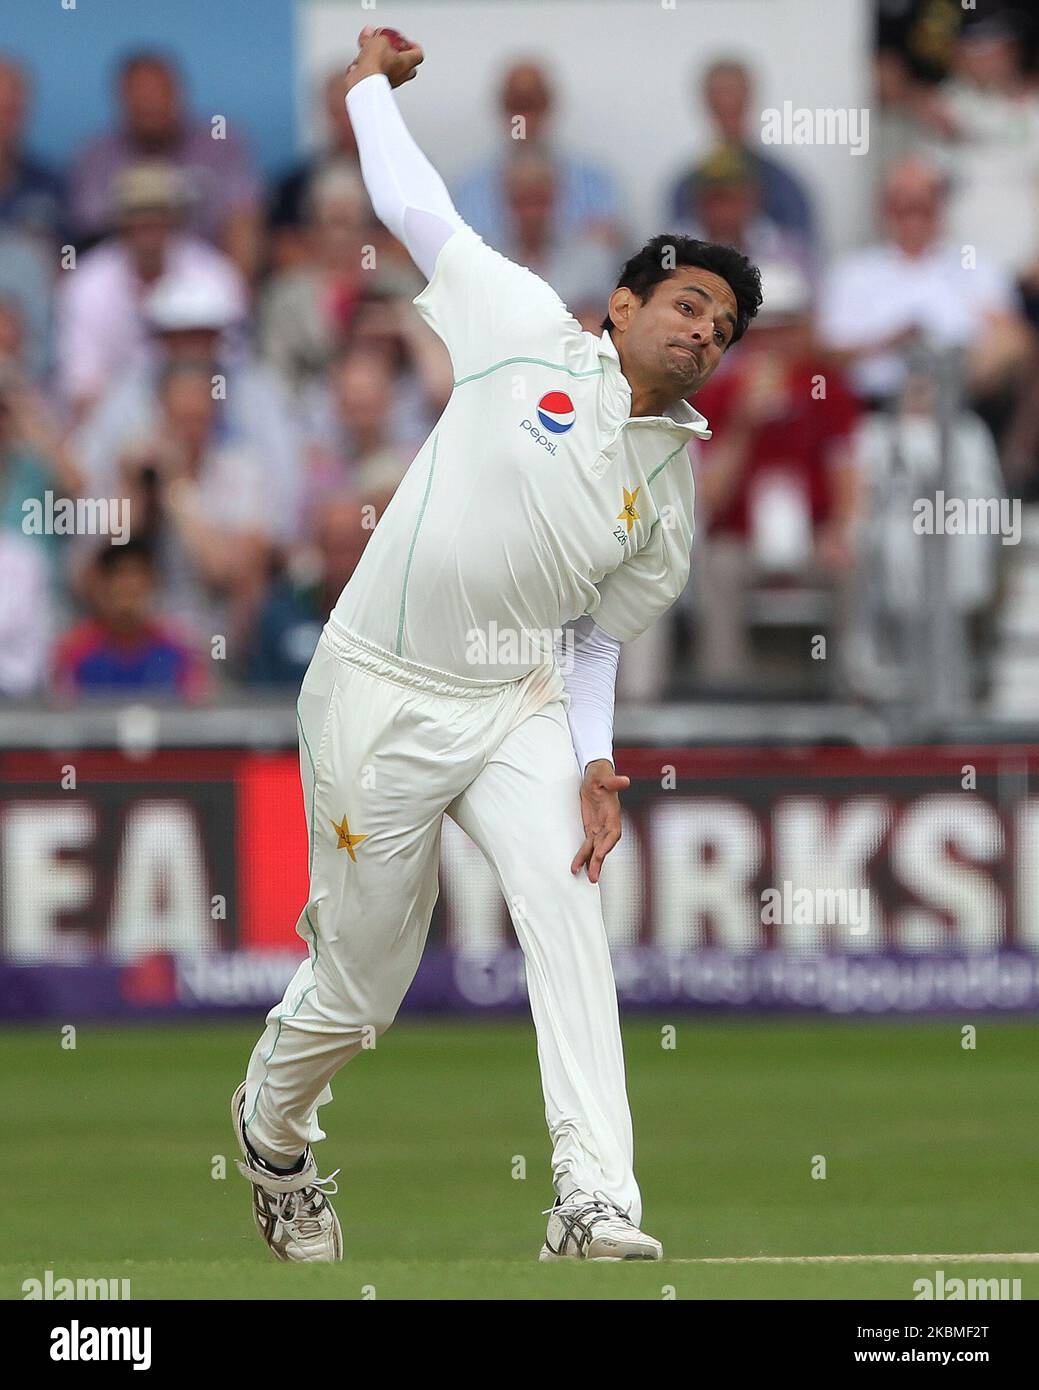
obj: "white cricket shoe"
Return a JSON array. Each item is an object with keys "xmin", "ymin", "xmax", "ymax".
[
  {"xmin": 539, "ymin": 1191, "xmax": 663, "ymax": 1261},
  {"xmin": 230, "ymin": 1082, "xmax": 343, "ymax": 1262}
]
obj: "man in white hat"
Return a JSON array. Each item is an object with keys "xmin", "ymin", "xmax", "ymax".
[
  {"xmin": 56, "ymin": 161, "xmax": 245, "ymax": 419},
  {"xmin": 73, "ymin": 258, "xmax": 299, "ymax": 547}
]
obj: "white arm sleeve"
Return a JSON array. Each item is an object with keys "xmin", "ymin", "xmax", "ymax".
[
  {"xmin": 562, "ymin": 617, "xmax": 621, "ymax": 773},
  {"xmin": 345, "ymin": 73, "xmax": 464, "ymax": 280}
]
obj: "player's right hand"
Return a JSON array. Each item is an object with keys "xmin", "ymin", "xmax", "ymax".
[
  {"xmin": 572, "ymin": 760, "xmax": 630, "ymax": 885},
  {"xmin": 346, "ymin": 26, "xmax": 424, "ymax": 91}
]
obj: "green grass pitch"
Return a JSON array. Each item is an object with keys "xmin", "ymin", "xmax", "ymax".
[{"xmin": 3, "ymin": 1016, "xmax": 1037, "ymax": 1299}]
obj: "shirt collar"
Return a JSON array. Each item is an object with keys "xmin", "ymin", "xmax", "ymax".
[{"xmin": 596, "ymin": 330, "xmax": 712, "ymax": 440}]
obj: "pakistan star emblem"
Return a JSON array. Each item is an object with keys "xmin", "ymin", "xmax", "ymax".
[
  {"xmin": 618, "ymin": 486, "xmax": 641, "ymax": 533},
  {"xmin": 331, "ymin": 814, "xmax": 367, "ymax": 861}
]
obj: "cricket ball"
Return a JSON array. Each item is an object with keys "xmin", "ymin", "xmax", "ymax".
[{"xmin": 374, "ymin": 27, "xmax": 411, "ymax": 52}]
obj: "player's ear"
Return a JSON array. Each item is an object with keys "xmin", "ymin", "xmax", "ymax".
[{"xmin": 607, "ymin": 286, "xmax": 634, "ymax": 334}]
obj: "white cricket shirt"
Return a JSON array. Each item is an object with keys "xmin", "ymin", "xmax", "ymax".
[{"xmin": 333, "ymin": 225, "xmax": 712, "ymax": 681}]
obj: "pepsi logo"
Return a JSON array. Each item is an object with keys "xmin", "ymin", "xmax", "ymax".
[{"xmin": 536, "ymin": 390, "xmax": 576, "ymax": 434}]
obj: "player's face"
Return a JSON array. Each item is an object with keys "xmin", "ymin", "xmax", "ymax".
[{"xmin": 634, "ymin": 267, "xmax": 738, "ymax": 397}]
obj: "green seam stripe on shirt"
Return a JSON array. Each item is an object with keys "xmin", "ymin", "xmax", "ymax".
[
  {"xmin": 453, "ymin": 356, "xmax": 604, "ymax": 388},
  {"xmin": 646, "ymin": 442, "xmax": 689, "ymax": 486},
  {"xmin": 396, "ymin": 432, "xmax": 439, "ymax": 656}
]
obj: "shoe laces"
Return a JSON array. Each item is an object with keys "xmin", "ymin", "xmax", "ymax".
[
  {"xmin": 543, "ymin": 1189, "xmax": 634, "ymax": 1222},
  {"xmin": 270, "ymin": 1169, "xmax": 340, "ymax": 1245}
]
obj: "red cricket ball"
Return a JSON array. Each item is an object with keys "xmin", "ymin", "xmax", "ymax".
[{"xmin": 374, "ymin": 28, "xmax": 411, "ymax": 52}]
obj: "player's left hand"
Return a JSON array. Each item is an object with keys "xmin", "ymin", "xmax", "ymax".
[{"xmin": 572, "ymin": 759, "xmax": 630, "ymax": 884}]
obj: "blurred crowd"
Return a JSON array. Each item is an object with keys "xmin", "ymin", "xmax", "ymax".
[{"xmin": 1, "ymin": 0, "xmax": 1038, "ymax": 706}]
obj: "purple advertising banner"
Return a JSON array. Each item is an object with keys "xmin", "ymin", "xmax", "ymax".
[{"xmin": 3, "ymin": 947, "xmax": 1039, "ymax": 1020}]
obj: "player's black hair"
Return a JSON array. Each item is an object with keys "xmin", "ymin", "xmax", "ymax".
[{"xmin": 601, "ymin": 234, "xmax": 763, "ymax": 344}]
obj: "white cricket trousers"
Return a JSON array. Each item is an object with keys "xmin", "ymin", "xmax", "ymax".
[{"xmin": 243, "ymin": 618, "xmax": 641, "ymax": 1221}]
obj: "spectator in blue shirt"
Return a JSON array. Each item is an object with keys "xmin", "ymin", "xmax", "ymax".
[
  {"xmin": 53, "ymin": 539, "xmax": 207, "ymax": 701},
  {"xmin": 453, "ymin": 60, "xmax": 624, "ymax": 252},
  {"xmin": 668, "ymin": 58, "xmax": 817, "ymax": 253}
]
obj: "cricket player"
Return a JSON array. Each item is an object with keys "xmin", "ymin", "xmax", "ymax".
[{"xmin": 232, "ymin": 27, "xmax": 761, "ymax": 1262}]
